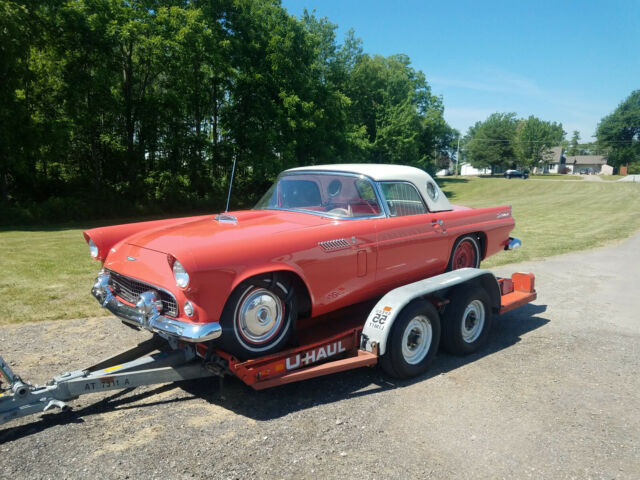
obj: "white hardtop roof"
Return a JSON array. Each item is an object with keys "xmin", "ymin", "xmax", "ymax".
[
  {"xmin": 285, "ymin": 163, "xmax": 453, "ymax": 212},
  {"xmin": 287, "ymin": 163, "xmax": 428, "ymax": 181}
]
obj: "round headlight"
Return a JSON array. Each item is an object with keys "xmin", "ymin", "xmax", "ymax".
[
  {"xmin": 173, "ymin": 260, "xmax": 190, "ymax": 288},
  {"xmin": 88, "ymin": 239, "xmax": 99, "ymax": 258}
]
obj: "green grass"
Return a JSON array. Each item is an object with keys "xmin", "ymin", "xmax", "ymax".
[
  {"xmin": 2, "ymin": 178, "xmax": 640, "ymax": 324},
  {"xmin": 440, "ymin": 177, "xmax": 640, "ymax": 268},
  {"xmin": 0, "ymin": 228, "xmax": 104, "ymax": 324},
  {"xmin": 527, "ymin": 174, "xmax": 584, "ymax": 180},
  {"xmin": 478, "ymin": 174, "xmax": 584, "ymax": 181}
]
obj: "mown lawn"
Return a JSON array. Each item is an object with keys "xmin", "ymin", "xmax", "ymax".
[
  {"xmin": 1, "ymin": 178, "xmax": 639, "ymax": 324},
  {"xmin": 440, "ymin": 177, "xmax": 640, "ymax": 267},
  {"xmin": 0, "ymin": 228, "xmax": 104, "ymax": 325},
  {"xmin": 527, "ymin": 174, "xmax": 584, "ymax": 180}
]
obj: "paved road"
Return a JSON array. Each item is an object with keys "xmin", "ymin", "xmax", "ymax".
[
  {"xmin": 619, "ymin": 174, "xmax": 640, "ymax": 183},
  {"xmin": 1, "ymin": 233, "xmax": 639, "ymax": 479}
]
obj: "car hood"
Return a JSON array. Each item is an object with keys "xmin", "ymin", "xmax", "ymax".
[{"xmin": 124, "ymin": 209, "xmax": 326, "ymax": 258}]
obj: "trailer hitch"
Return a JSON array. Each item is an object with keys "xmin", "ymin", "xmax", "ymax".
[{"xmin": 0, "ymin": 337, "xmax": 215, "ymax": 426}]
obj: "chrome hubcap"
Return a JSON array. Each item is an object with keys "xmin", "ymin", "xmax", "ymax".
[
  {"xmin": 237, "ymin": 288, "xmax": 284, "ymax": 345},
  {"xmin": 461, "ymin": 299, "xmax": 485, "ymax": 343},
  {"xmin": 401, "ymin": 316, "xmax": 432, "ymax": 365}
]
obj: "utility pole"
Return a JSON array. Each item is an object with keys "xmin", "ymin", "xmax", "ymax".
[{"xmin": 455, "ymin": 137, "xmax": 461, "ymax": 176}]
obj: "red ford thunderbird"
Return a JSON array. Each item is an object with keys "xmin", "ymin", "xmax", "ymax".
[{"xmin": 86, "ymin": 164, "xmax": 519, "ymax": 359}]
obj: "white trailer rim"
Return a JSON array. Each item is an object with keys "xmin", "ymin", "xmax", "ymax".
[
  {"xmin": 461, "ymin": 299, "xmax": 485, "ymax": 343},
  {"xmin": 401, "ymin": 316, "xmax": 433, "ymax": 365}
]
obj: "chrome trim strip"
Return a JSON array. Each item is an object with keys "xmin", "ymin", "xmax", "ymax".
[
  {"xmin": 256, "ymin": 207, "xmax": 386, "ymax": 221},
  {"xmin": 91, "ymin": 273, "xmax": 221, "ymax": 342},
  {"xmin": 372, "ymin": 180, "xmax": 391, "ymax": 217}
]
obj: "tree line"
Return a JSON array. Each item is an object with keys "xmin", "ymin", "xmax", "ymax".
[
  {"xmin": 460, "ymin": 90, "xmax": 640, "ymax": 174},
  {"xmin": 2, "ymin": 1, "xmax": 637, "ymax": 224},
  {"xmin": 0, "ymin": 0, "xmax": 454, "ymax": 224}
]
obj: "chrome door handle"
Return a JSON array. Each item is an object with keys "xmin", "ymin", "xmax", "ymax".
[{"xmin": 431, "ymin": 219, "xmax": 443, "ymax": 227}]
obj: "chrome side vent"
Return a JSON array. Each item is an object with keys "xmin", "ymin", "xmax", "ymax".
[
  {"xmin": 215, "ymin": 213, "xmax": 238, "ymax": 224},
  {"xmin": 319, "ymin": 238, "xmax": 352, "ymax": 251}
]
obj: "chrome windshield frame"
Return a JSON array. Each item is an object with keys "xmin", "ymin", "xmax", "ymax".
[{"xmin": 254, "ymin": 170, "xmax": 390, "ymax": 220}]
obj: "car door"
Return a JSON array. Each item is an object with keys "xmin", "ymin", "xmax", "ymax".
[{"xmin": 374, "ymin": 181, "xmax": 450, "ymax": 288}]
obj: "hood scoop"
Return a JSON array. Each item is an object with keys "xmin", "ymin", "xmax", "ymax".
[{"xmin": 214, "ymin": 213, "xmax": 238, "ymax": 225}]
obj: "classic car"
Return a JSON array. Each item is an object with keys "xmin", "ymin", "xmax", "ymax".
[{"xmin": 86, "ymin": 164, "xmax": 518, "ymax": 359}]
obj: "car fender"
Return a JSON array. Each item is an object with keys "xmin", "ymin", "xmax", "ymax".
[
  {"xmin": 230, "ymin": 263, "xmax": 315, "ymax": 305},
  {"xmin": 361, "ymin": 268, "xmax": 501, "ymax": 355}
]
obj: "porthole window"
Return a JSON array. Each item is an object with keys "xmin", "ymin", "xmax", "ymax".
[
  {"xmin": 426, "ymin": 181, "xmax": 439, "ymax": 201},
  {"xmin": 327, "ymin": 179, "xmax": 342, "ymax": 197}
]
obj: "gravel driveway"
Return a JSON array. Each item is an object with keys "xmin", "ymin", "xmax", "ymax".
[{"xmin": 1, "ymin": 233, "xmax": 639, "ymax": 479}]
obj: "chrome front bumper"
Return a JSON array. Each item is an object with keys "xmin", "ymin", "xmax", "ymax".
[{"xmin": 91, "ymin": 272, "xmax": 222, "ymax": 343}]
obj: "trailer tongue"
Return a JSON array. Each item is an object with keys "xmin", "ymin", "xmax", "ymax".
[{"xmin": 0, "ymin": 269, "xmax": 536, "ymax": 427}]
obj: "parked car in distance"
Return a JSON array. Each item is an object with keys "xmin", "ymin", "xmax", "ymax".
[
  {"xmin": 86, "ymin": 164, "xmax": 518, "ymax": 360},
  {"xmin": 504, "ymin": 169, "xmax": 529, "ymax": 179}
]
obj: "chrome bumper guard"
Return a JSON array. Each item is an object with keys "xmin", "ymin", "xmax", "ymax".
[
  {"xmin": 91, "ymin": 272, "xmax": 221, "ymax": 343},
  {"xmin": 505, "ymin": 237, "xmax": 522, "ymax": 250}
]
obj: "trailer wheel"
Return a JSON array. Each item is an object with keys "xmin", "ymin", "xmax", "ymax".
[
  {"xmin": 447, "ymin": 235, "xmax": 481, "ymax": 271},
  {"xmin": 441, "ymin": 284, "xmax": 492, "ymax": 355},
  {"xmin": 218, "ymin": 274, "xmax": 296, "ymax": 360},
  {"xmin": 380, "ymin": 299, "xmax": 441, "ymax": 379}
]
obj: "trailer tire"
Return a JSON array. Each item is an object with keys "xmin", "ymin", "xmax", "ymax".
[
  {"xmin": 441, "ymin": 284, "xmax": 492, "ymax": 355},
  {"xmin": 380, "ymin": 299, "xmax": 441, "ymax": 379},
  {"xmin": 447, "ymin": 235, "xmax": 481, "ymax": 271},
  {"xmin": 218, "ymin": 274, "xmax": 296, "ymax": 360}
]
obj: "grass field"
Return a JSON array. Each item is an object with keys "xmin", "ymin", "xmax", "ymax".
[
  {"xmin": 528, "ymin": 174, "xmax": 584, "ymax": 180},
  {"xmin": 2, "ymin": 178, "xmax": 639, "ymax": 324},
  {"xmin": 440, "ymin": 177, "xmax": 640, "ymax": 267}
]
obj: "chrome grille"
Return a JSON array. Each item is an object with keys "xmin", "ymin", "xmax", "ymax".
[{"xmin": 106, "ymin": 269, "xmax": 178, "ymax": 317}]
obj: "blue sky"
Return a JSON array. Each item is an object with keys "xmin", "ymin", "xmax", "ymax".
[{"xmin": 281, "ymin": 0, "xmax": 640, "ymax": 141}]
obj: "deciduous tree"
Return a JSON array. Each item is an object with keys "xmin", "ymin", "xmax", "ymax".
[{"xmin": 597, "ymin": 90, "xmax": 640, "ymax": 169}]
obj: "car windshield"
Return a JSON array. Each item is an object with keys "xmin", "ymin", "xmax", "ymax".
[{"xmin": 254, "ymin": 172, "xmax": 382, "ymax": 218}]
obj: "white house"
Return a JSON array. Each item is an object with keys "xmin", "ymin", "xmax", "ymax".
[{"xmin": 458, "ymin": 163, "xmax": 492, "ymax": 175}]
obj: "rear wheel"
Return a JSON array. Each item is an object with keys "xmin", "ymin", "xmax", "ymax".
[
  {"xmin": 380, "ymin": 300, "xmax": 441, "ymax": 379},
  {"xmin": 447, "ymin": 235, "xmax": 481, "ymax": 271},
  {"xmin": 441, "ymin": 284, "xmax": 492, "ymax": 355},
  {"xmin": 218, "ymin": 274, "xmax": 296, "ymax": 360}
]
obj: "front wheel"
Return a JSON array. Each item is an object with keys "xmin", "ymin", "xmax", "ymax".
[
  {"xmin": 218, "ymin": 274, "xmax": 296, "ymax": 360},
  {"xmin": 441, "ymin": 285, "xmax": 492, "ymax": 355},
  {"xmin": 379, "ymin": 300, "xmax": 441, "ymax": 379}
]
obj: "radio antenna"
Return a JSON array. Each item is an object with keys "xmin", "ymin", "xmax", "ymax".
[{"xmin": 225, "ymin": 157, "xmax": 237, "ymax": 212}]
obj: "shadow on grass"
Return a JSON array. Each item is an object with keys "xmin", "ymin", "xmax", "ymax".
[
  {"xmin": 437, "ymin": 176, "xmax": 470, "ymax": 201},
  {"xmin": 0, "ymin": 303, "xmax": 548, "ymax": 440}
]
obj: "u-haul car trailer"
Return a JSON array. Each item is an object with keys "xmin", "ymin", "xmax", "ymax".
[{"xmin": 0, "ymin": 268, "xmax": 536, "ymax": 426}]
